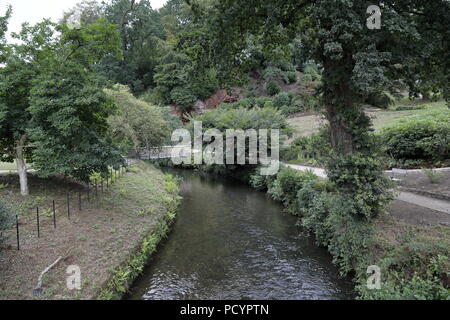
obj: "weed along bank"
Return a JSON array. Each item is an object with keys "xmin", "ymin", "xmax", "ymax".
[{"xmin": 0, "ymin": 162, "xmax": 181, "ymax": 300}]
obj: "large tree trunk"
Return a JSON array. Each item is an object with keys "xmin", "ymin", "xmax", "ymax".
[
  {"xmin": 326, "ymin": 104, "xmax": 355, "ymax": 155},
  {"xmin": 322, "ymin": 53, "xmax": 363, "ymax": 155},
  {"xmin": 15, "ymin": 134, "xmax": 29, "ymax": 196}
]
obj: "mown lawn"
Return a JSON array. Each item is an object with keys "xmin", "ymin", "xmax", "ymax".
[
  {"xmin": 0, "ymin": 162, "xmax": 18, "ymax": 171},
  {"xmin": 287, "ymin": 100, "xmax": 448, "ymax": 140},
  {"xmin": 0, "ymin": 161, "xmax": 34, "ymax": 171}
]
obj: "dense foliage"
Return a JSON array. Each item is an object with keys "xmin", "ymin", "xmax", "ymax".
[
  {"xmin": 379, "ymin": 111, "xmax": 450, "ymax": 167},
  {"xmin": 0, "ymin": 17, "xmax": 125, "ymax": 191},
  {"xmin": 105, "ymin": 85, "xmax": 182, "ymax": 154}
]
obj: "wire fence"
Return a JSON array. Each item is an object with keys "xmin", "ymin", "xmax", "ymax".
[{"xmin": 9, "ymin": 166, "xmax": 127, "ymax": 251}]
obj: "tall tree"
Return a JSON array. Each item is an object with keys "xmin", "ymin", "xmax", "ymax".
[
  {"xmin": 186, "ymin": 0, "xmax": 450, "ymax": 153},
  {"xmin": 0, "ymin": 5, "xmax": 11, "ymax": 62},
  {"xmin": 0, "ymin": 19, "xmax": 123, "ymax": 194},
  {"xmin": 0, "ymin": 20, "xmax": 59, "ymax": 195},
  {"xmin": 100, "ymin": 0, "xmax": 165, "ymax": 93},
  {"xmin": 105, "ymin": 84, "xmax": 170, "ymax": 156}
]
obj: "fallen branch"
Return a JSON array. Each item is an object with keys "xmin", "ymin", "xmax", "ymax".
[{"xmin": 32, "ymin": 256, "xmax": 64, "ymax": 296}]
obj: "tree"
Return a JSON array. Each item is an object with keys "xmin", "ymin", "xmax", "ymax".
[
  {"xmin": 61, "ymin": 0, "xmax": 104, "ymax": 25},
  {"xmin": 184, "ymin": 0, "xmax": 449, "ymax": 218},
  {"xmin": 0, "ymin": 19, "xmax": 123, "ymax": 194},
  {"xmin": 99, "ymin": 0, "xmax": 165, "ymax": 93},
  {"xmin": 105, "ymin": 84, "xmax": 170, "ymax": 156},
  {"xmin": 187, "ymin": 0, "xmax": 450, "ymax": 153},
  {"xmin": 0, "ymin": 5, "xmax": 11, "ymax": 63},
  {"xmin": 0, "ymin": 20, "xmax": 59, "ymax": 195}
]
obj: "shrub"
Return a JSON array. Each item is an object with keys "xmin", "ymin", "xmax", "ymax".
[
  {"xmin": 379, "ymin": 112, "xmax": 450, "ymax": 163},
  {"xmin": 249, "ymin": 167, "xmax": 278, "ymax": 191},
  {"xmin": 327, "ymin": 153, "xmax": 394, "ymax": 219},
  {"xmin": 301, "ymin": 74, "xmax": 313, "ymax": 83},
  {"xmin": 300, "ymin": 192, "xmax": 374, "ymax": 275},
  {"xmin": 272, "ymin": 92, "xmax": 292, "ymax": 109},
  {"xmin": 267, "ymin": 167, "xmax": 318, "ymax": 213},
  {"xmin": 287, "ymin": 71, "xmax": 297, "ymax": 84},
  {"xmin": 266, "ymin": 81, "xmax": 281, "ymax": 96},
  {"xmin": 170, "ymin": 87, "xmax": 197, "ymax": 110},
  {"xmin": 359, "ymin": 232, "xmax": 450, "ymax": 300},
  {"xmin": 281, "ymin": 127, "xmax": 331, "ymax": 164},
  {"xmin": 255, "ymin": 97, "xmax": 272, "ymax": 108},
  {"xmin": 366, "ymin": 91, "xmax": 396, "ymax": 109},
  {"xmin": 303, "ymin": 64, "xmax": 321, "ymax": 81}
]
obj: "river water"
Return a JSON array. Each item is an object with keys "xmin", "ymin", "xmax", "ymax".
[{"xmin": 127, "ymin": 169, "xmax": 354, "ymax": 300}]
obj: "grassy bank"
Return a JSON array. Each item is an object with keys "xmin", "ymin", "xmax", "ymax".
[{"xmin": 0, "ymin": 161, "xmax": 180, "ymax": 300}]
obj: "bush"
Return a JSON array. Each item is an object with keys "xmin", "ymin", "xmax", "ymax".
[
  {"xmin": 303, "ymin": 64, "xmax": 321, "ymax": 81},
  {"xmin": 272, "ymin": 92, "xmax": 292, "ymax": 109},
  {"xmin": 327, "ymin": 153, "xmax": 394, "ymax": 219},
  {"xmin": 287, "ymin": 71, "xmax": 297, "ymax": 84},
  {"xmin": 249, "ymin": 167, "xmax": 277, "ymax": 191},
  {"xmin": 366, "ymin": 91, "xmax": 396, "ymax": 109},
  {"xmin": 301, "ymin": 192, "xmax": 374, "ymax": 275},
  {"xmin": 267, "ymin": 167, "xmax": 318, "ymax": 213},
  {"xmin": 189, "ymin": 107, "xmax": 292, "ymax": 174},
  {"xmin": 170, "ymin": 87, "xmax": 197, "ymax": 110},
  {"xmin": 358, "ymin": 232, "xmax": 450, "ymax": 300},
  {"xmin": 301, "ymin": 74, "xmax": 313, "ymax": 83},
  {"xmin": 266, "ymin": 81, "xmax": 281, "ymax": 96},
  {"xmin": 379, "ymin": 112, "xmax": 450, "ymax": 163},
  {"xmin": 281, "ymin": 127, "xmax": 331, "ymax": 164}
]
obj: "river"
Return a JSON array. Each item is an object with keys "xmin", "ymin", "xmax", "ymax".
[{"xmin": 127, "ymin": 169, "xmax": 354, "ymax": 300}]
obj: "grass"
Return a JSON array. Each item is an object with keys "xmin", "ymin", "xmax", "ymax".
[
  {"xmin": 287, "ymin": 100, "xmax": 448, "ymax": 140},
  {"xmin": 0, "ymin": 161, "xmax": 34, "ymax": 171},
  {"xmin": 0, "ymin": 161, "xmax": 180, "ymax": 300},
  {"xmin": 371, "ymin": 101, "xmax": 448, "ymax": 131},
  {"xmin": 0, "ymin": 162, "xmax": 18, "ymax": 171}
]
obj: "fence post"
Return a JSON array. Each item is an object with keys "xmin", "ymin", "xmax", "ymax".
[
  {"xmin": 36, "ymin": 207, "xmax": 40, "ymax": 238},
  {"xmin": 67, "ymin": 194, "xmax": 70, "ymax": 220},
  {"xmin": 53, "ymin": 200, "xmax": 56, "ymax": 229},
  {"xmin": 16, "ymin": 215, "xmax": 20, "ymax": 251}
]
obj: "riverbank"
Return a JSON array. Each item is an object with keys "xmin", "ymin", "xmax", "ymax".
[
  {"xmin": 248, "ymin": 166, "xmax": 450, "ymax": 300},
  {"xmin": 0, "ymin": 161, "xmax": 180, "ymax": 300}
]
